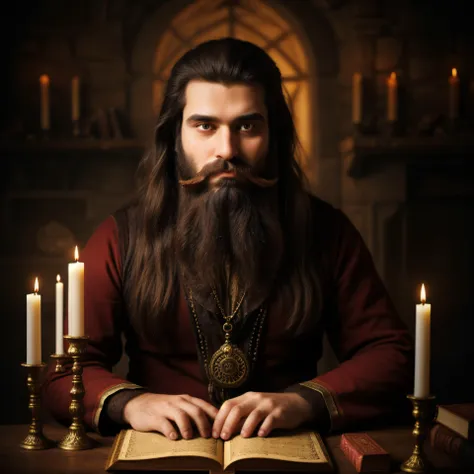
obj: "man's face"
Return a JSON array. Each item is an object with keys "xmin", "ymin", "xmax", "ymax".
[{"xmin": 180, "ymin": 80, "xmax": 269, "ymax": 185}]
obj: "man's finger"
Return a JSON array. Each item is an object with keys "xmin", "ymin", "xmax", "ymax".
[
  {"xmin": 212, "ymin": 391, "xmax": 253, "ymax": 438},
  {"xmin": 212, "ymin": 399, "xmax": 235, "ymax": 438},
  {"xmin": 179, "ymin": 400, "xmax": 212, "ymax": 438},
  {"xmin": 169, "ymin": 407, "xmax": 194, "ymax": 439},
  {"xmin": 240, "ymin": 408, "xmax": 267, "ymax": 438},
  {"xmin": 257, "ymin": 413, "xmax": 280, "ymax": 437},
  {"xmin": 156, "ymin": 417, "xmax": 179, "ymax": 440},
  {"xmin": 219, "ymin": 401, "xmax": 255, "ymax": 440},
  {"xmin": 188, "ymin": 396, "xmax": 219, "ymax": 419}
]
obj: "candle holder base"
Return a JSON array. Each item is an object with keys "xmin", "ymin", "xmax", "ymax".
[
  {"xmin": 21, "ymin": 432, "xmax": 55, "ymax": 450},
  {"xmin": 400, "ymin": 394, "xmax": 436, "ymax": 474},
  {"xmin": 58, "ymin": 426, "xmax": 97, "ymax": 451},
  {"xmin": 20, "ymin": 363, "xmax": 54, "ymax": 450},
  {"xmin": 50, "ymin": 353, "xmax": 69, "ymax": 373}
]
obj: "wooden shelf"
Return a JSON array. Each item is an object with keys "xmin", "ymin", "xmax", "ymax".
[{"xmin": 340, "ymin": 135, "xmax": 474, "ymax": 178}]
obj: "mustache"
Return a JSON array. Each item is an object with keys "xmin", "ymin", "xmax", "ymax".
[{"xmin": 178, "ymin": 160, "xmax": 278, "ymax": 189}]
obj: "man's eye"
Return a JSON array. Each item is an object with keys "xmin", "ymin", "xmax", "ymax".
[
  {"xmin": 197, "ymin": 123, "xmax": 213, "ymax": 131},
  {"xmin": 240, "ymin": 123, "xmax": 254, "ymax": 132}
]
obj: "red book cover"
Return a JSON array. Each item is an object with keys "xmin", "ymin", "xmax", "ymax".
[
  {"xmin": 340, "ymin": 433, "xmax": 390, "ymax": 473},
  {"xmin": 430, "ymin": 423, "xmax": 474, "ymax": 467}
]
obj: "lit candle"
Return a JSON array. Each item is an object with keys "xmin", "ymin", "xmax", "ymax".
[
  {"xmin": 26, "ymin": 278, "xmax": 42, "ymax": 365},
  {"xmin": 68, "ymin": 246, "xmax": 84, "ymax": 337},
  {"xmin": 414, "ymin": 283, "xmax": 431, "ymax": 398},
  {"xmin": 449, "ymin": 68, "xmax": 460, "ymax": 120},
  {"xmin": 387, "ymin": 72, "xmax": 398, "ymax": 122},
  {"xmin": 39, "ymin": 74, "xmax": 50, "ymax": 131},
  {"xmin": 55, "ymin": 274, "xmax": 64, "ymax": 354},
  {"xmin": 71, "ymin": 76, "xmax": 80, "ymax": 122},
  {"xmin": 352, "ymin": 73, "xmax": 363, "ymax": 124}
]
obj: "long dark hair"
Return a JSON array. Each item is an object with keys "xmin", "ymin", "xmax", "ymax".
[{"xmin": 126, "ymin": 38, "xmax": 320, "ymax": 345}]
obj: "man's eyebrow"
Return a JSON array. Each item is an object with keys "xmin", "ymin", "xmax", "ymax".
[{"xmin": 185, "ymin": 112, "xmax": 266, "ymax": 124}]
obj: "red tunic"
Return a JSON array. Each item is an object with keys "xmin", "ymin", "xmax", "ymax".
[{"xmin": 43, "ymin": 198, "xmax": 414, "ymax": 434}]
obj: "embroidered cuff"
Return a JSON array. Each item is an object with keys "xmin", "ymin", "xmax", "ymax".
[
  {"xmin": 92, "ymin": 383, "xmax": 144, "ymax": 435},
  {"xmin": 298, "ymin": 380, "xmax": 344, "ymax": 432}
]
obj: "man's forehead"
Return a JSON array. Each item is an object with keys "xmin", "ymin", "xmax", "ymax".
[{"xmin": 183, "ymin": 80, "xmax": 267, "ymax": 118}]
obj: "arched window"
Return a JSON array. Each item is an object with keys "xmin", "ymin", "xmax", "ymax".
[{"xmin": 152, "ymin": 0, "xmax": 312, "ymax": 164}]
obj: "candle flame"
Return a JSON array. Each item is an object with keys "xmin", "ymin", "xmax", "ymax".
[
  {"xmin": 390, "ymin": 72, "xmax": 396, "ymax": 80},
  {"xmin": 56, "ymin": 274, "xmax": 61, "ymax": 283},
  {"xmin": 420, "ymin": 283, "xmax": 426, "ymax": 304},
  {"xmin": 74, "ymin": 245, "xmax": 79, "ymax": 262},
  {"xmin": 39, "ymin": 74, "xmax": 50, "ymax": 85},
  {"xmin": 452, "ymin": 68, "xmax": 457, "ymax": 78},
  {"xmin": 34, "ymin": 277, "xmax": 39, "ymax": 294}
]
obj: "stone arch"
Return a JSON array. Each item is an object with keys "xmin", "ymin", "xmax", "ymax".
[{"xmin": 131, "ymin": 0, "xmax": 339, "ymax": 192}]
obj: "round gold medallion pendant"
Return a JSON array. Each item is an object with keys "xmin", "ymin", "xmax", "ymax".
[{"xmin": 209, "ymin": 343, "xmax": 249, "ymax": 388}]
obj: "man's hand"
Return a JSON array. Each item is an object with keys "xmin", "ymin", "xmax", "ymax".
[
  {"xmin": 123, "ymin": 393, "xmax": 218, "ymax": 440},
  {"xmin": 212, "ymin": 391, "xmax": 314, "ymax": 440}
]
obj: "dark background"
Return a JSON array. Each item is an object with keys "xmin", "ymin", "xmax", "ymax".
[{"xmin": 0, "ymin": 0, "xmax": 473, "ymax": 425}]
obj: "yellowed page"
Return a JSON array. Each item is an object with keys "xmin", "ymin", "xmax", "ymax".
[
  {"xmin": 117, "ymin": 430, "xmax": 223, "ymax": 464},
  {"xmin": 223, "ymin": 430, "xmax": 328, "ymax": 469}
]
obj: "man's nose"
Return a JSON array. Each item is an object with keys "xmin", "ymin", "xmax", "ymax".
[{"xmin": 215, "ymin": 128, "xmax": 239, "ymax": 161}]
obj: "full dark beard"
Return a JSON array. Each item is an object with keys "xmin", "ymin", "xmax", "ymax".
[{"xmin": 175, "ymin": 162, "xmax": 283, "ymax": 312}]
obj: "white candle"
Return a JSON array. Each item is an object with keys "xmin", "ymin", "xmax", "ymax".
[
  {"xmin": 449, "ymin": 68, "xmax": 460, "ymax": 120},
  {"xmin": 387, "ymin": 72, "xmax": 398, "ymax": 122},
  {"xmin": 72, "ymin": 76, "xmax": 80, "ymax": 122},
  {"xmin": 26, "ymin": 278, "xmax": 42, "ymax": 365},
  {"xmin": 39, "ymin": 75, "xmax": 50, "ymax": 131},
  {"xmin": 68, "ymin": 246, "xmax": 84, "ymax": 337},
  {"xmin": 352, "ymin": 73, "xmax": 363, "ymax": 124},
  {"xmin": 414, "ymin": 283, "xmax": 431, "ymax": 398},
  {"xmin": 55, "ymin": 274, "xmax": 64, "ymax": 354}
]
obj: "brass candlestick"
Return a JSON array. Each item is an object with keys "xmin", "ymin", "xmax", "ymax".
[
  {"xmin": 20, "ymin": 363, "xmax": 54, "ymax": 450},
  {"xmin": 58, "ymin": 335, "xmax": 96, "ymax": 450},
  {"xmin": 401, "ymin": 394, "xmax": 436, "ymax": 473},
  {"xmin": 50, "ymin": 353, "xmax": 69, "ymax": 373}
]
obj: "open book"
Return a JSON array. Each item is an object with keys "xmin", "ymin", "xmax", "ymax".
[{"xmin": 106, "ymin": 428, "xmax": 333, "ymax": 472}]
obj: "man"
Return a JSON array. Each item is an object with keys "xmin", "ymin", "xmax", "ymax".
[{"xmin": 43, "ymin": 38, "xmax": 413, "ymax": 441}]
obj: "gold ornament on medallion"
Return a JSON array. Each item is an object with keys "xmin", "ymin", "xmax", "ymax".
[{"xmin": 209, "ymin": 343, "xmax": 248, "ymax": 388}]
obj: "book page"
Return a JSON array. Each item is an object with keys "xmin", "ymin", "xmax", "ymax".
[
  {"xmin": 223, "ymin": 430, "xmax": 328, "ymax": 469},
  {"xmin": 117, "ymin": 430, "xmax": 223, "ymax": 464}
]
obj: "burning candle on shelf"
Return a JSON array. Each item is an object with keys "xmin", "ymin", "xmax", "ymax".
[
  {"xmin": 68, "ymin": 246, "xmax": 84, "ymax": 337},
  {"xmin": 26, "ymin": 278, "xmax": 42, "ymax": 365},
  {"xmin": 39, "ymin": 74, "xmax": 50, "ymax": 131},
  {"xmin": 449, "ymin": 68, "xmax": 460, "ymax": 120},
  {"xmin": 386, "ymin": 72, "xmax": 398, "ymax": 122},
  {"xmin": 414, "ymin": 283, "xmax": 431, "ymax": 398},
  {"xmin": 71, "ymin": 76, "xmax": 80, "ymax": 122},
  {"xmin": 352, "ymin": 72, "xmax": 363, "ymax": 124},
  {"xmin": 55, "ymin": 274, "xmax": 64, "ymax": 354}
]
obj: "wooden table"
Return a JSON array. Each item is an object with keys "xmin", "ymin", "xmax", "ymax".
[{"xmin": 0, "ymin": 424, "xmax": 469, "ymax": 473}]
